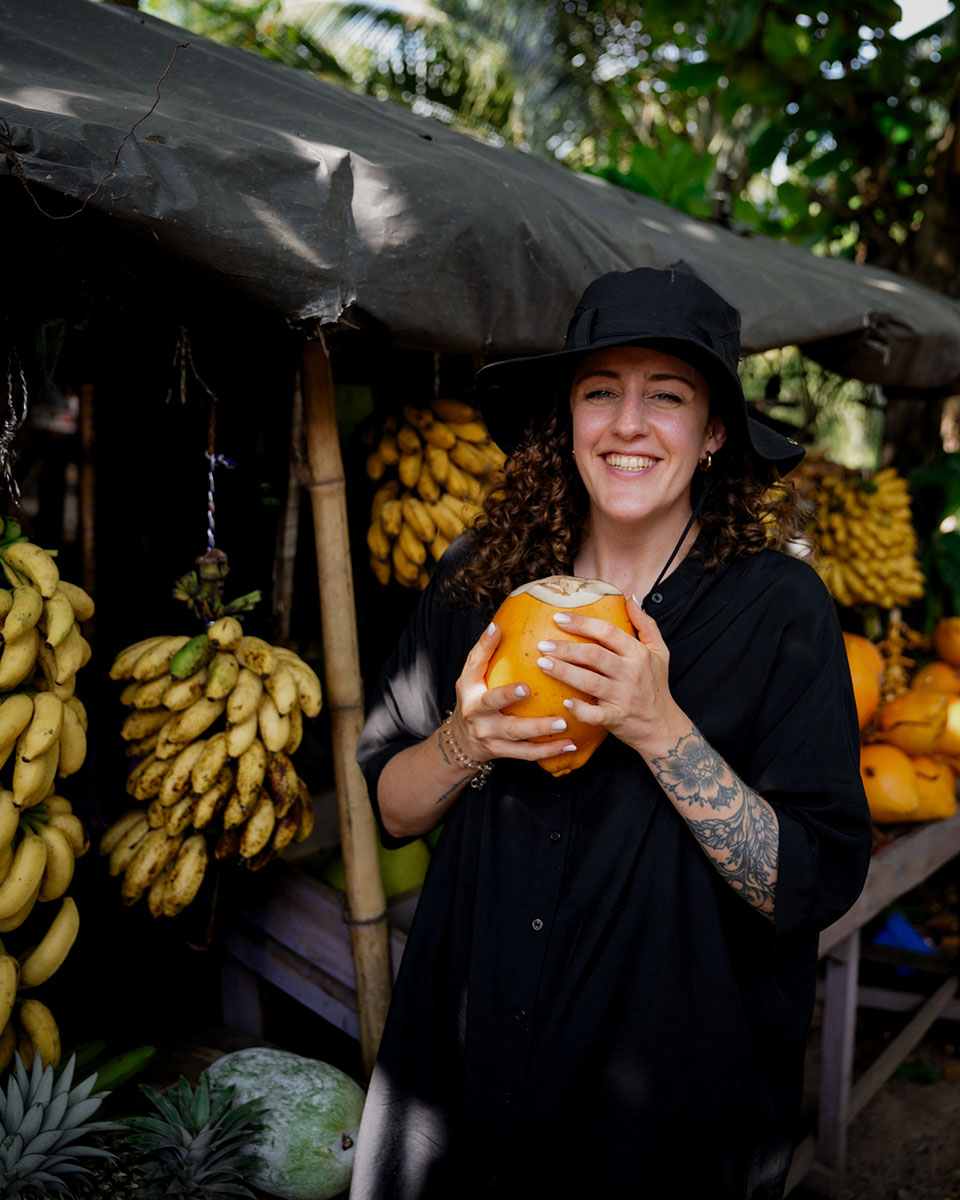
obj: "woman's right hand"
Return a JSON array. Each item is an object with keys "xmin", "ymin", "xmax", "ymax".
[{"xmin": 449, "ymin": 621, "xmax": 577, "ymax": 766}]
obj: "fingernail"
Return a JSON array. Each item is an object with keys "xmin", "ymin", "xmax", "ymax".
[
  {"xmin": 550, "ymin": 718, "xmax": 567, "ymax": 731},
  {"xmin": 537, "ymin": 640, "xmax": 557, "ymax": 652},
  {"xmin": 514, "ymin": 684, "xmax": 529, "ymax": 698},
  {"xmin": 553, "ymin": 613, "xmax": 572, "ymax": 625},
  {"xmin": 631, "ymin": 594, "xmax": 640, "ymax": 607},
  {"xmin": 537, "ymin": 656, "xmax": 554, "ymax": 670},
  {"xmin": 562, "ymin": 743, "xmax": 577, "ymax": 752},
  {"xmin": 563, "ymin": 698, "xmax": 573, "ymax": 709},
  {"xmin": 486, "ymin": 622, "xmax": 497, "ymax": 637}
]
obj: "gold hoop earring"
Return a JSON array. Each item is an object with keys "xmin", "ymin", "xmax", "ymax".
[{"xmin": 698, "ymin": 452, "xmax": 713, "ymax": 473}]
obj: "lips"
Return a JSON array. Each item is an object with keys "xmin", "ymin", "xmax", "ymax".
[{"xmin": 602, "ymin": 453, "xmax": 656, "ymax": 471}]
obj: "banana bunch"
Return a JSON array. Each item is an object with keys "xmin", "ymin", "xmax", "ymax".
[
  {"xmin": 102, "ymin": 616, "xmax": 319, "ymax": 916},
  {"xmin": 811, "ymin": 467, "xmax": 925, "ymax": 609},
  {"xmin": 0, "ymin": 793, "xmax": 90, "ymax": 1073},
  {"xmin": 364, "ymin": 399, "xmax": 505, "ymax": 588}
]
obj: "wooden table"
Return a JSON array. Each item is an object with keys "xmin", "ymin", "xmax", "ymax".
[{"xmin": 786, "ymin": 810, "xmax": 960, "ymax": 1195}]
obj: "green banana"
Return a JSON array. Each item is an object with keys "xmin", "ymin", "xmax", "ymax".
[
  {"xmin": 92, "ymin": 1044, "xmax": 158, "ymax": 1092},
  {"xmin": 169, "ymin": 633, "xmax": 213, "ymax": 680}
]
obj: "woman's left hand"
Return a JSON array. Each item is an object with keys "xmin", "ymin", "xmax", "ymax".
[{"xmin": 536, "ymin": 596, "xmax": 689, "ymax": 759}]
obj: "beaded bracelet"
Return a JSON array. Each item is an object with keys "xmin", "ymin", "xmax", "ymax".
[{"xmin": 442, "ymin": 710, "xmax": 494, "ymax": 790}]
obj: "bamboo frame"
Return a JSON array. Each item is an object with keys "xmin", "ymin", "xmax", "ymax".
[{"xmin": 301, "ymin": 335, "xmax": 391, "ymax": 1077}]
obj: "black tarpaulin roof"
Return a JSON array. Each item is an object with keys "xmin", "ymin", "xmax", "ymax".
[{"xmin": 3, "ymin": 0, "xmax": 960, "ymax": 391}]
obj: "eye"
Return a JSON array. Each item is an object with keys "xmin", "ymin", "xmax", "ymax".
[
  {"xmin": 580, "ymin": 386, "xmax": 616, "ymax": 403},
  {"xmin": 650, "ymin": 390, "xmax": 683, "ymax": 406}
]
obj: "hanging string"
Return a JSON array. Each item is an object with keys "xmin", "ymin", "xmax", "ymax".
[
  {"xmin": 1, "ymin": 338, "xmax": 29, "ymax": 508},
  {"xmin": 205, "ymin": 399, "xmax": 234, "ymax": 552}
]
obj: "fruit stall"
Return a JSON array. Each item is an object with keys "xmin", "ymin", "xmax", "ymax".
[{"xmin": 4, "ymin": 0, "xmax": 960, "ymax": 1195}]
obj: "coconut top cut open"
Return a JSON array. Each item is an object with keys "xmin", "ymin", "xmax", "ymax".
[{"xmin": 509, "ymin": 575, "xmax": 623, "ymax": 609}]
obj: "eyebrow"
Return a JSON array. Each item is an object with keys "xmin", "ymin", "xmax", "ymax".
[{"xmin": 573, "ymin": 367, "xmax": 699, "ymax": 389}]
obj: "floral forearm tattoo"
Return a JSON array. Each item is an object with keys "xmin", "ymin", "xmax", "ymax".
[{"xmin": 650, "ymin": 728, "xmax": 779, "ymax": 920}]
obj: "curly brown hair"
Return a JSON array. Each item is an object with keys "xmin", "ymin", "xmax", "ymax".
[{"xmin": 443, "ymin": 392, "xmax": 808, "ymax": 613}]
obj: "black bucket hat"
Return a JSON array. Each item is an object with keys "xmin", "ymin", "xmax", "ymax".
[{"xmin": 475, "ymin": 267, "xmax": 805, "ymax": 473}]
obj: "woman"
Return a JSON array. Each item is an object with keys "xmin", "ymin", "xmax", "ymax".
[{"xmin": 351, "ymin": 268, "xmax": 872, "ymax": 1200}]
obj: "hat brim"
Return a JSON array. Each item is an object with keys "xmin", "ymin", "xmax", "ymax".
[{"xmin": 476, "ymin": 335, "xmax": 804, "ymax": 473}]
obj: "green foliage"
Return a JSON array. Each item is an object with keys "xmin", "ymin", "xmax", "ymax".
[
  {"xmin": 908, "ymin": 455, "xmax": 960, "ymax": 626},
  {"xmin": 121, "ymin": 1071, "xmax": 266, "ymax": 1199}
]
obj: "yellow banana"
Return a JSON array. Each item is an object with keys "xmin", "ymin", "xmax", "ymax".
[
  {"xmin": 426, "ymin": 499, "xmax": 463, "ymax": 542},
  {"xmin": 257, "ymin": 694, "xmax": 290, "ymax": 754},
  {"xmin": 99, "ymin": 809, "xmax": 148, "ymax": 856},
  {"xmin": 0, "ymin": 626, "xmax": 39, "ymax": 691},
  {"xmin": 158, "ymin": 740, "xmax": 207, "ymax": 807},
  {"xmin": 0, "ymin": 880, "xmax": 41, "ymax": 933},
  {"xmin": 398, "ymin": 451, "xmax": 422, "ymax": 489},
  {"xmin": 108, "ymin": 815, "xmax": 150, "ymax": 876},
  {"xmin": 13, "ymin": 740, "xmax": 59, "ymax": 808},
  {"xmin": 265, "ymin": 750, "xmax": 299, "ymax": 818},
  {"xmin": 147, "ymin": 861, "xmax": 175, "ymax": 918},
  {"xmin": 1, "ymin": 543, "xmax": 59, "ymax": 598},
  {"xmin": 56, "ymin": 580, "xmax": 94, "ymax": 622},
  {"xmin": 225, "ymin": 710, "xmax": 259, "ymax": 758},
  {"xmin": 284, "ymin": 703, "xmax": 303, "ymax": 754},
  {"xmin": 234, "ymin": 636, "xmax": 277, "ymax": 679},
  {"xmin": 191, "ymin": 766, "xmax": 234, "ymax": 829},
  {"xmin": 416, "ymin": 461, "xmax": 442, "ymax": 503},
  {"xmin": 396, "ymin": 424, "xmax": 421, "ymax": 454},
  {"xmin": 20, "ymin": 693, "xmax": 63, "ymax": 763},
  {"xmin": 109, "ymin": 634, "xmax": 170, "ymax": 680},
  {"xmin": 369, "ymin": 554, "xmax": 391, "ymax": 586},
  {"xmin": 207, "ymin": 615, "xmax": 244, "ymax": 649},
  {"xmin": 398, "ymin": 521, "xmax": 427, "ymax": 565},
  {"xmin": 0, "ymin": 792, "xmax": 19, "ymax": 851},
  {"xmin": 132, "ymin": 674, "xmax": 174, "ymax": 709},
  {"xmin": 429, "ymin": 532, "xmax": 451, "ymax": 562},
  {"xmin": 380, "ymin": 498, "xmax": 403, "ymax": 538},
  {"xmin": 424, "ymin": 445, "xmax": 451, "ymax": 485},
  {"xmin": 371, "ymin": 479, "xmax": 400, "ymax": 522},
  {"xmin": 40, "ymin": 589, "xmax": 75, "ymax": 649},
  {"xmin": 162, "ymin": 835, "xmax": 209, "ymax": 917},
  {"xmin": 0, "ymin": 835, "xmax": 47, "ymax": 918},
  {"xmin": 226, "ymin": 668, "xmax": 263, "ymax": 726},
  {"xmin": 450, "ymin": 440, "xmax": 490, "ymax": 475},
  {"xmin": 0, "ymin": 695, "xmax": 35, "ymax": 767},
  {"xmin": 46, "ymin": 812, "xmax": 87, "ymax": 857},
  {"xmin": 269, "ymin": 653, "xmax": 320, "ymax": 718},
  {"xmin": 239, "ymin": 791, "xmax": 276, "ymax": 859},
  {"xmin": 1, "ymin": 585, "xmax": 43, "ymax": 642},
  {"xmin": 191, "ymin": 732, "xmax": 229, "ymax": 795},
  {"xmin": 146, "ymin": 796, "xmax": 166, "ymax": 828},
  {"xmin": 132, "ymin": 635, "xmax": 191, "ymax": 682},
  {"xmin": 420, "ymin": 420, "xmax": 457, "ymax": 450},
  {"xmin": 375, "ymin": 432, "xmax": 400, "ymax": 463},
  {"xmin": 225, "ymin": 739, "xmax": 267, "ymax": 828},
  {"xmin": 391, "ymin": 539, "xmax": 419, "ymax": 584},
  {"xmin": 0, "ymin": 592, "xmax": 11, "ymax": 620},
  {"xmin": 41, "ymin": 794, "xmax": 72, "ymax": 816},
  {"xmin": 164, "ymin": 696, "xmax": 226, "ymax": 744},
  {"xmin": 125, "ymin": 732, "xmax": 159, "ymax": 759},
  {"xmin": 36, "ymin": 824, "xmax": 75, "ymax": 902},
  {"xmin": 445, "ymin": 462, "xmax": 482, "ymax": 502},
  {"xmin": 120, "ymin": 706, "xmax": 171, "ymax": 742},
  {"xmin": 17, "ymin": 998, "xmax": 60, "ymax": 1069},
  {"xmin": 130, "ymin": 755, "xmax": 170, "ymax": 802},
  {"xmin": 163, "ymin": 669, "xmax": 209, "ymax": 711},
  {"xmin": 271, "ymin": 804, "xmax": 301, "ymax": 855},
  {"xmin": 0, "ymin": 1020, "xmax": 15, "ymax": 1074},
  {"xmin": 205, "ymin": 652, "xmax": 240, "ymax": 700},
  {"xmin": 121, "ymin": 829, "xmax": 183, "ymax": 905},
  {"xmin": 365, "ymin": 450, "xmax": 387, "ymax": 481},
  {"xmin": 0, "ymin": 955, "xmax": 18, "ymax": 1032},
  {"xmin": 294, "ymin": 780, "xmax": 315, "ymax": 842},
  {"xmin": 264, "ymin": 662, "xmax": 297, "ymax": 717},
  {"xmin": 401, "ymin": 495, "xmax": 437, "ymax": 543},
  {"xmin": 51, "ymin": 622, "xmax": 83, "ymax": 686},
  {"xmin": 19, "ymin": 896, "xmax": 79, "ymax": 987},
  {"xmin": 367, "ymin": 521, "xmax": 392, "ymax": 561},
  {"xmin": 431, "ymin": 397, "xmax": 479, "ymax": 423}
]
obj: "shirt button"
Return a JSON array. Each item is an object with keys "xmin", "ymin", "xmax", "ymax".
[
  {"xmin": 514, "ymin": 1008, "xmax": 526, "ymax": 1021},
  {"xmin": 503, "ymin": 1092, "xmax": 513, "ymax": 1104},
  {"xmin": 649, "ymin": 592, "xmax": 663, "ymax": 604},
  {"xmin": 531, "ymin": 918, "xmax": 544, "ymax": 931},
  {"xmin": 549, "ymin": 831, "xmax": 561, "ymax": 842}
]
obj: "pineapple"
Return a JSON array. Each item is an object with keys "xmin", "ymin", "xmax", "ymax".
[
  {"xmin": 0, "ymin": 1052, "xmax": 116, "ymax": 1198},
  {"xmin": 121, "ymin": 1070, "xmax": 266, "ymax": 1199}
]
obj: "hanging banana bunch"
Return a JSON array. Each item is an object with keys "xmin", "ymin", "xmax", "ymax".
[
  {"xmin": 810, "ymin": 467, "xmax": 925, "ymax": 609},
  {"xmin": 0, "ymin": 519, "xmax": 96, "ymax": 1074},
  {"xmin": 365, "ymin": 399, "xmax": 506, "ymax": 588},
  {"xmin": 102, "ymin": 615, "xmax": 319, "ymax": 918}
]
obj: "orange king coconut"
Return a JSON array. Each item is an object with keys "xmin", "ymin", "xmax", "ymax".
[{"xmin": 486, "ymin": 575, "xmax": 634, "ymax": 776}]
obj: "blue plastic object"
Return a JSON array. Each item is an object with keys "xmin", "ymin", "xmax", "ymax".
[{"xmin": 873, "ymin": 910, "xmax": 936, "ymax": 976}]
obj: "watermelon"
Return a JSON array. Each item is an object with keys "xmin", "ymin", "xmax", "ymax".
[{"xmin": 206, "ymin": 1047, "xmax": 366, "ymax": 1199}]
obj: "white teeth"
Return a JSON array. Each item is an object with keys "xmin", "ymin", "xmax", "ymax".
[{"xmin": 604, "ymin": 454, "xmax": 655, "ymax": 471}]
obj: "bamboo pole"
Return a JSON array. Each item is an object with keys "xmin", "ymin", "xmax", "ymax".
[{"xmin": 301, "ymin": 334, "xmax": 391, "ymax": 1077}]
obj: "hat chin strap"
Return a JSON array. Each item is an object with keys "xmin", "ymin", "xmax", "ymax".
[{"xmin": 642, "ymin": 480, "xmax": 713, "ymax": 611}]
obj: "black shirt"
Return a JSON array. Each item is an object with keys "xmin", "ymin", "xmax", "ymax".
[{"xmin": 351, "ymin": 540, "xmax": 872, "ymax": 1200}]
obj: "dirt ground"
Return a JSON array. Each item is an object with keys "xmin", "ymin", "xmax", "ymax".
[{"xmin": 794, "ymin": 1022, "xmax": 960, "ymax": 1200}]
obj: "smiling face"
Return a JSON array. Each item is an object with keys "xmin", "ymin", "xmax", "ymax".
[{"xmin": 569, "ymin": 345, "xmax": 727, "ymax": 536}]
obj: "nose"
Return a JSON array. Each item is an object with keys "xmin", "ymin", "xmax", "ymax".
[{"xmin": 610, "ymin": 392, "xmax": 650, "ymax": 438}]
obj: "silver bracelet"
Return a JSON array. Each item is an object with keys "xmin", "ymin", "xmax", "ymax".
[{"xmin": 442, "ymin": 710, "xmax": 494, "ymax": 790}]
